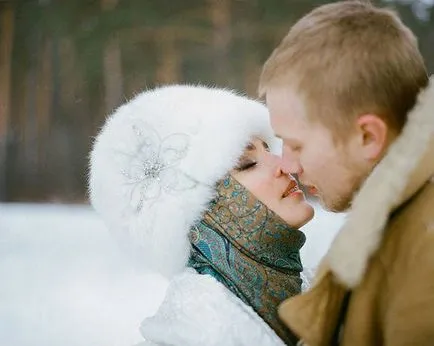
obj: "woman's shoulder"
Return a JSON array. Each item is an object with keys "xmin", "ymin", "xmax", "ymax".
[{"xmin": 139, "ymin": 270, "xmax": 286, "ymax": 346}]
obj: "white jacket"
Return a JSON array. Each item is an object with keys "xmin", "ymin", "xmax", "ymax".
[
  {"xmin": 136, "ymin": 268, "xmax": 317, "ymax": 346},
  {"xmin": 138, "ymin": 270, "xmax": 287, "ymax": 346}
]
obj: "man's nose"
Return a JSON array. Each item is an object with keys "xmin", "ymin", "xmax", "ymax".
[{"xmin": 281, "ymin": 147, "xmax": 303, "ymax": 175}]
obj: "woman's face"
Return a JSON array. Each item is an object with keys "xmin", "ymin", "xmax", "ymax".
[{"xmin": 231, "ymin": 137, "xmax": 314, "ymax": 228}]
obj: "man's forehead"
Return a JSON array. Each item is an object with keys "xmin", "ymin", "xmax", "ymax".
[
  {"xmin": 267, "ymin": 91, "xmax": 307, "ymax": 124},
  {"xmin": 270, "ymin": 108, "xmax": 309, "ymax": 138},
  {"xmin": 266, "ymin": 86, "xmax": 303, "ymax": 107}
]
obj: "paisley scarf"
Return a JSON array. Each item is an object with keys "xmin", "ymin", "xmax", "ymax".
[{"xmin": 188, "ymin": 174, "xmax": 306, "ymax": 345}]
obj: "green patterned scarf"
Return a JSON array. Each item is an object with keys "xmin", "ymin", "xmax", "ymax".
[{"xmin": 188, "ymin": 174, "xmax": 306, "ymax": 345}]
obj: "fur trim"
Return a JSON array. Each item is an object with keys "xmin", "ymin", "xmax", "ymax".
[
  {"xmin": 88, "ymin": 85, "xmax": 277, "ymax": 279},
  {"xmin": 327, "ymin": 76, "xmax": 434, "ymax": 288}
]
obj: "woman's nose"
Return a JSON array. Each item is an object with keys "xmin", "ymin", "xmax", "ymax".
[
  {"xmin": 274, "ymin": 165, "xmax": 284, "ymax": 178},
  {"xmin": 264, "ymin": 153, "xmax": 284, "ymax": 177}
]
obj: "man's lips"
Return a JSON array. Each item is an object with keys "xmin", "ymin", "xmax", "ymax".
[
  {"xmin": 282, "ymin": 179, "xmax": 301, "ymax": 198},
  {"xmin": 306, "ymin": 185, "xmax": 319, "ymax": 195}
]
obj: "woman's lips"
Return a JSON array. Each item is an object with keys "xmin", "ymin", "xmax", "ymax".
[{"xmin": 282, "ymin": 179, "xmax": 301, "ymax": 198}]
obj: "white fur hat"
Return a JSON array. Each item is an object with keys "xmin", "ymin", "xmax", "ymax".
[{"xmin": 89, "ymin": 85, "xmax": 278, "ymax": 278}]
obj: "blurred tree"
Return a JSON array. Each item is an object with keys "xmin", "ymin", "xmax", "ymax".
[
  {"xmin": 2, "ymin": 0, "xmax": 433, "ymax": 202},
  {"xmin": 0, "ymin": 1, "xmax": 14, "ymax": 201},
  {"xmin": 101, "ymin": 0, "xmax": 123, "ymax": 113}
]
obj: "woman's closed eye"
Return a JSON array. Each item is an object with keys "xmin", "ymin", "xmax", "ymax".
[{"xmin": 234, "ymin": 158, "xmax": 257, "ymax": 171}]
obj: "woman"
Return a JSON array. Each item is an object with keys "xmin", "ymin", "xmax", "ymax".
[{"xmin": 89, "ymin": 85, "xmax": 314, "ymax": 346}]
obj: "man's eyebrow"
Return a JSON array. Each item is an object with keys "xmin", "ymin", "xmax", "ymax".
[{"xmin": 274, "ymin": 134, "xmax": 282, "ymax": 139}]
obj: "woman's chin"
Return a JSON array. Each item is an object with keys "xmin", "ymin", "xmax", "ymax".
[
  {"xmin": 283, "ymin": 203, "xmax": 315, "ymax": 229},
  {"xmin": 303, "ymin": 204, "xmax": 315, "ymax": 225}
]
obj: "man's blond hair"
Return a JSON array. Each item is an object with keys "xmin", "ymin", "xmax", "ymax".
[{"xmin": 259, "ymin": 0, "xmax": 428, "ymax": 134}]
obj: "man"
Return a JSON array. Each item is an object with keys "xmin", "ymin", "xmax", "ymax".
[{"xmin": 259, "ymin": 1, "xmax": 434, "ymax": 345}]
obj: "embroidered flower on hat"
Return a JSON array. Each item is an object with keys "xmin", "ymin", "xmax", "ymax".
[{"xmin": 118, "ymin": 120, "xmax": 199, "ymax": 211}]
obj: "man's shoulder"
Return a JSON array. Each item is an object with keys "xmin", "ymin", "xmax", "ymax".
[
  {"xmin": 381, "ymin": 180, "xmax": 434, "ymax": 271},
  {"xmin": 373, "ymin": 180, "xmax": 433, "ymax": 268},
  {"xmin": 392, "ymin": 178, "xmax": 434, "ymax": 231}
]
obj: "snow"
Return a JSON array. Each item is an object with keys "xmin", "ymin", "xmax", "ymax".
[
  {"xmin": 0, "ymin": 202, "xmax": 345, "ymax": 346},
  {"xmin": 301, "ymin": 202, "xmax": 346, "ymax": 268}
]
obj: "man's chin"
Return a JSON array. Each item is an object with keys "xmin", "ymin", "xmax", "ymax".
[{"xmin": 318, "ymin": 195, "xmax": 350, "ymax": 213}]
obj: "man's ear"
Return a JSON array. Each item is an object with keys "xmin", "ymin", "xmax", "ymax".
[{"xmin": 355, "ymin": 114, "xmax": 389, "ymax": 161}]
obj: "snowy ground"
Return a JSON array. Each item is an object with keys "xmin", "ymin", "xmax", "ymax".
[{"xmin": 0, "ymin": 202, "xmax": 345, "ymax": 346}]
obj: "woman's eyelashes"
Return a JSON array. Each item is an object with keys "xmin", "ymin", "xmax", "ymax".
[{"xmin": 235, "ymin": 158, "xmax": 257, "ymax": 171}]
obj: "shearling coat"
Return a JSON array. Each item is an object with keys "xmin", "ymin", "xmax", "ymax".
[{"xmin": 279, "ymin": 77, "xmax": 434, "ymax": 346}]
